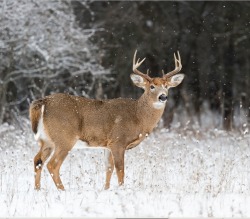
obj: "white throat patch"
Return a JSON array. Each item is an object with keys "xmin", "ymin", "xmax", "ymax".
[{"xmin": 153, "ymin": 101, "xmax": 166, "ymax": 109}]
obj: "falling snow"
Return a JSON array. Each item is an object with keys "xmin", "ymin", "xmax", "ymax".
[{"xmin": 0, "ymin": 117, "xmax": 250, "ymax": 217}]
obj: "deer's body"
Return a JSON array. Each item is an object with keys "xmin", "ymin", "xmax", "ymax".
[
  {"xmin": 32, "ymin": 93, "xmax": 163, "ymax": 149},
  {"xmin": 30, "ymin": 50, "xmax": 184, "ymax": 190}
]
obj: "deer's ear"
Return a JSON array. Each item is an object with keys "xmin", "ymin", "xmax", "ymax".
[
  {"xmin": 168, "ymin": 74, "xmax": 184, "ymax": 87},
  {"xmin": 130, "ymin": 74, "xmax": 147, "ymax": 89}
]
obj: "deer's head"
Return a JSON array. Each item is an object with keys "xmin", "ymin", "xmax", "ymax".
[{"xmin": 131, "ymin": 50, "xmax": 184, "ymax": 109}]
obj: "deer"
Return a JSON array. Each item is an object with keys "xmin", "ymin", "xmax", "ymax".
[{"xmin": 30, "ymin": 50, "xmax": 184, "ymax": 190}]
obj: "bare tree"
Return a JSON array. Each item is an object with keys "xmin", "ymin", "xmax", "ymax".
[{"xmin": 0, "ymin": 0, "xmax": 108, "ymax": 124}]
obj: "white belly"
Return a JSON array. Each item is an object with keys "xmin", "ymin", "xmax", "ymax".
[{"xmin": 73, "ymin": 140, "xmax": 105, "ymax": 150}]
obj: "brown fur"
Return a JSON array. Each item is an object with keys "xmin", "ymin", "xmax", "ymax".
[{"xmin": 30, "ymin": 51, "xmax": 184, "ymax": 190}]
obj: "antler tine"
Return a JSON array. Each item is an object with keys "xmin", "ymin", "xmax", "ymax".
[
  {"xmin": 177, "ymin": 50, "xmax": 181, "ymax": 65},
  {"xmin": 174, "ymin": 53, "xmax": 177, "ymax": 67},
  {"xmin": 163, "ymin": 51, "xmax": 182, "ymax": 79},
  {"xmin": 133, "ymin": 50, "xmax": 145, "ymax": 71},
  {"xmin": 133, "ymin": 50, "xmax": 152, "ymax": 81}
]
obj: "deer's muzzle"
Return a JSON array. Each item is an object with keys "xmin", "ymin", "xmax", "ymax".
[{"xmin": 158, "ymin": 94, "xmax": 167, "ymax": 102}]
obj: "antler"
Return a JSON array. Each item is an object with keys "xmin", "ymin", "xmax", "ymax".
[
  {"xmin": 163, "ymin": 51, "xmax": 182, "ymax": 79},
  {"xmin": 133, "ymin": 50, "xmax": 152, "ymax": 81}
]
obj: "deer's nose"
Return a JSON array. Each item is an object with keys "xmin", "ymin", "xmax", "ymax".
[{"xmin": 159, "ymin": 94, "xmax": 167, "ymax": 102}]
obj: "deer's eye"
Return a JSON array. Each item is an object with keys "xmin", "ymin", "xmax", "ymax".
[{"xmin": 150, "ymin": 85, "xmax": 155, "ymax": 90}]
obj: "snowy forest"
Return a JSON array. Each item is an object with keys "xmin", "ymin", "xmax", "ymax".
[
  {"xmin": 1, "ymin": 1, "xmax": 250, "ymax": 217},
  {"xmin": 1, "ymin": 1, "xmax": 250, "ymax": 130}
]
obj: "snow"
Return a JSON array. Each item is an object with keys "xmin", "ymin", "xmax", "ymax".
[{"xmin": 0, "ymin": 118, "xmax": 250, "ymax": 217}]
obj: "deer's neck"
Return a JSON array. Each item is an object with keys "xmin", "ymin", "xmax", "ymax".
[{"xmin": 136, "ymin": 93, "xmax": 165, "ymax": 132}]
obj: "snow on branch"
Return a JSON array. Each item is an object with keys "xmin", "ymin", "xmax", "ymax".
[
  {"xmin": 0, "ymin": 0, "xmax": 109, "ymax": 124},
  {"xmin": 0, "ymin": 0, "xmax": 108, "ymax": 82}
]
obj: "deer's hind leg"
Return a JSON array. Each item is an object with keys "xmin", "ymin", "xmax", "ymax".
[
  {"xmin": 34, "ymin": 140, "xmax": 53, "ymax": 190},
  {"xmin": 46, "ymin": 139, "xmax": 76, "ymax": 190}
]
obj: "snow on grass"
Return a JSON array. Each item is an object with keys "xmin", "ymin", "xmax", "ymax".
[{"xmin": 0, "ymin": 118, "xmax": 250, "ymax": 217}]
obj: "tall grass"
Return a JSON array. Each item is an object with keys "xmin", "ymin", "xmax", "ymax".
[{"xmin": 0, "ymin": 115, "xmax": 250, "ymax": 217}]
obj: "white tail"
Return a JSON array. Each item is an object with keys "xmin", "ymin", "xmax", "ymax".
[{"xmin": 30, "ymin": 50, "xmax": 184, "ymax": 190}]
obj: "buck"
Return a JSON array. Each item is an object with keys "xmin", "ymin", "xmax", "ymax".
[{"xmin": 30, "ymin": 50, "xmax": 184, "ymax": 190}]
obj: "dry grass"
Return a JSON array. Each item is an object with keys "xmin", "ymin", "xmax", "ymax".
[{"xmin": 0, "ymin": 118, "xmax": 250, "ymax": 217}]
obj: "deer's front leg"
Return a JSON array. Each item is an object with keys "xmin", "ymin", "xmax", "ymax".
[
  {"xmin": 104, "ymin": 149, "xmax": 114, "ymax": 190},
  {"xmin": 110, "ymin": 146, "xmax": 125, "ymax": 186}
]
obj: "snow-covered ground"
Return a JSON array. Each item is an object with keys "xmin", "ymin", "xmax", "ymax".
[{"xmin": 0, "ymin": 117, "xmax": 250, "ymax": 217}]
